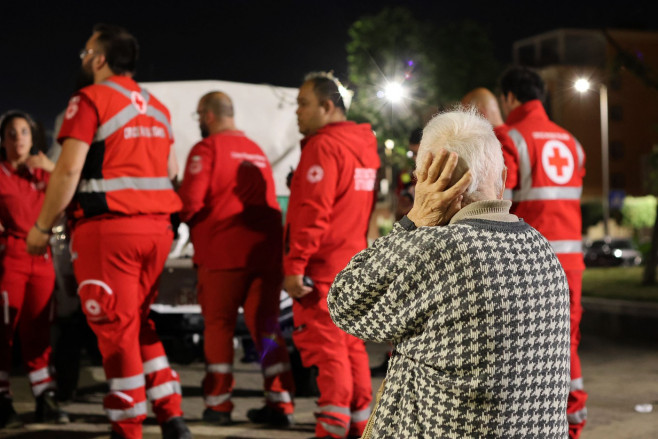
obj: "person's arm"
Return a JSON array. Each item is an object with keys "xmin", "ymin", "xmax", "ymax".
[
  {"xmin": 499, "ymin": 128, "xmax": 520, "ymax": 191},
  {"xmin": 283, "ymin": 140, "xmax": 338, "ymax": 298},
  {"xmin": 168, "ymin": 146, "xmax": 179, "ymax": 184},
  {"xmin": 328, "ymin": 150, "xmax": 471, "ymax": 342},
  {"xmin": 177, "ymin": 141, "xmax": 213, "ymax": 224},
  {"xmin": 26, "ymin": 138, "xmax": 89, "ymax": 254}
]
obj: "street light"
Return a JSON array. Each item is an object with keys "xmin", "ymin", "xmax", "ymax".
[
  {"xmin": 575, "ymin": 77, "xmax": 610, "ymax": 238},
  {"xmin": 381, "ymin": 82, "xmax": 406, "ymax": 103}
]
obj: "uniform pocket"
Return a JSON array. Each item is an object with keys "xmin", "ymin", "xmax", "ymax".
[{"xmin": 78, "ymin": 279, "xmax": 117, "ymax": 323}]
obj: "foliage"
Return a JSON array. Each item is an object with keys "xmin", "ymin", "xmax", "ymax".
[
  {"xmin": 583, "ymin": 266, "xmax": 658, "ymax": 303},
  {"xmin": 581, "ymin": 200, "xmax": 603, "ymax": 234},
  {"xmin": 345, "ymin": 7, "xmax": 499, "ymax": 173},
  {"xmin": 621, "ymin": 196, "xmax": 657, "ymax": 229}
]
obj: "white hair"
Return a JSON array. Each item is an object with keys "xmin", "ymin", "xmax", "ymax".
[{"xmin": 416, "ymin": 106, "xmax": 504, "ymax": 202}]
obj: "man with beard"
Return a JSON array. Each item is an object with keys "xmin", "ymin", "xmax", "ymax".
[
  {"xmin": 284, "ymin": 72, "xmax": 380, "ymax": 439},
  {"xmin": 26, "ymin": 24, "xmax": 190, "ymax": 439},
  {"xmin": 177, "ymin": 92, "xmax": 295, "ymax": 426}
]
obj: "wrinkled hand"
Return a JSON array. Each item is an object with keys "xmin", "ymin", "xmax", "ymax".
[
  {"xmin": 26, "ymin": 151, "xmax": 55, "ymax": 173},
  {"xmin": 406, "ymin": 149, "xmax": 472, "ymax": 227},
  {"xmin": 26, "ymin": 226, "xmax": 50, "ymax": 256},
  {"xmin": 283, "ymin": 274, "xmax": 313, "ymax": 299}
]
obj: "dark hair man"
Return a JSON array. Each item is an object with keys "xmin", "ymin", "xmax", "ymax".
[
  {"xmin": 499, "ymin": 66, "xmax": 587, "ymax": 439},
  {"xmin": 283, "ymin": 72, "xmax": 380, "ymax": 439},
  {"xmin": 26, "ymin": 24, "xmax": 190, "ymax": 439},
  {"xmin": 178, "ymin": 91, "xmax": 295, "ymax": 427}
]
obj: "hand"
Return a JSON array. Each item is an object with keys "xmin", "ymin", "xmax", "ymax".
[
  {"xmin": 283, "ymin": 274, "xmax": 313, "ymax": 299},
  {"xmin": 407, "ymin": 149, "xmax": 472, "ymax": 227},
  {"xmin": 26, "ymin": 152, "xmax": 55, "ymax": 173},
  {"xmin": 26, "ymin": 225, "xmax": 50, "ymax": 255}
]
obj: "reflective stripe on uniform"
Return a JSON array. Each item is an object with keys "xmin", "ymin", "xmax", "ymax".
[
  {"xmin": 318, "ymin": 404, "xmax": 351, "ymax": 416},
  {"xmin": 94, "ymin": 105, "xmax": 140, "ymax": 142},
  {"xmin": 575, "ymin": 139, "xmax": 585, "ymax": 169},
  {"xmin": 78, "ymin": 279, "xmax": 113, "ymax": 295},
  {"xmin": 567, "ymin": 407, "xmax": 588, "ymax": 424},
  {"xmin": 205, "ymin": 392, "xmax": 231, "ymax": 407},
  {"xmin": 146, "ymin": 381, "xmax": 181, "ymax": 401},
  {"xmin": 29, "ymin": 367, "xmax": 50, "ymax": 383},
  {"xmin": 320, "ymin": 421, "xmax": 348, "ymax": 437},
  {"xmin": 550, "ymin": 240, "xmax": 583, "ymax": 254},
  {"xmin": 351, "ymin": 407, "xmax": 372, "ymax": 423},
  {"xmin": 146, "ymin": 106, "xmax": 173, "ymax": 139},
  {"xmin": 109, "ymin": 374, "xmax": 145, "ymax": 391},
  {"xmin": 570, "ymin": 377, "xmax": 584, "ymax": 392},
  {"xmin": 265, "ymin": 391, "xmax": 292, "ymax": 403},
  {"xmin": 207, "ymin": 363, "xmax": 232, "ymax": 374},
  {"xmin": 31, "ymin": 381, "xmax": 55, "ymax": 397},
  {"xmin": 78, "ymin": 176, "xmax": 174, "ymax": 193},
  {"xmin": 263, "ymin": 362, "xmax": 291, "ymax": 377},
  {"xmin": 512, "ymin": 186, "xmax": 582, "ymax": 202},
  {"xmin": 503, "ymin": 189, "xmax": 513, "ymax": 201},
  {"xmin": 106, "ymin": 400, "xmax": 148, "ymax": 422},
  {"xmin": 143, "ymin": 356, "xmax": 170, "ymax": 375},
  {"xmin": 508, "ymin": 129, "xmax": 533, "ymax": 194}
]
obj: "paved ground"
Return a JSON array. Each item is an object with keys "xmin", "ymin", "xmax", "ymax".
[{"xmin": 1, "ymin": 333, "xmax": 657, "ymax": 438}]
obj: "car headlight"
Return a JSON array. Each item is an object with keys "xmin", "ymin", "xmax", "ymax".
[{"xmin": 613, "ymin": 249, "xmax": 623, "ymax": 258}]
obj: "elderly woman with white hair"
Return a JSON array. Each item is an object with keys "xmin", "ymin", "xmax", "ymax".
[{"xmin": 328, "ymin": 107, "xmax": 571, "ymax": 438}]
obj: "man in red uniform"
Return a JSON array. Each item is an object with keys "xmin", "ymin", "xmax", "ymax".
[
  {"xmin": 178, "ymin": 91, "xmax": 295, "ymax": 426},
  {"xmin": 26, "ymin": 24, "xmax": 190, "ymax": 439},
  {"xmin": 284, "ymin": 72, "xmax": 380, "ymax": 439},
  {"xmin": 499, "ymin": 66, "xmax": 587, "ymax": 439}
]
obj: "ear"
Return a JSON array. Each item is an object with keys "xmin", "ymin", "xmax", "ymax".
[
  {"xmin": 93, "ymin": 53, "xmax": 107, "ymax": 72},
  {"xmin": 499, "ymin": 167, "xmax": 508, "ymax": 199},
  {"xmin": 321, "ymin": 98, "xmax": 334, "ymax": 115}
]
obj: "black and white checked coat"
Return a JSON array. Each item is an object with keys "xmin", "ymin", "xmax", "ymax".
[{"xmin": 328, "ymin": 200, "xmax": 570, "ymax": 438}]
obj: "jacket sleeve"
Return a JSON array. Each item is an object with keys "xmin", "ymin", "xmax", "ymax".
[
  {"xmin": 283, "ymin": 140, "xmax": 338, "ymax": 275},
  {"xmin": 177, "ymin": 140, "xmax": 213, "ymax": 223},
  {"xmin": 328, "ymin": 222, "xmax": 442, "ymax": 344},
  {"xmin": 498, "ymin": 129, "xmax": 519, "ymax": 190}
]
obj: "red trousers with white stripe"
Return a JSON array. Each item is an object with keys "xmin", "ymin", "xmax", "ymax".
[
  {"xmin": 0, "ymin": 236, "xmax": 56, "ymax": 398},
  {"xmin": 292, "ymin": 280, "xmax": 372, "ymax": 438},
  {"xmin": 566, "ymin": 269, "xmax": 587, "ymax": 439},
  {"xmin": 197, "ymin": 266, "xmax": 295, "ymax": 414},
  {"xmin": 72, "ymin": 216, "xmax": 183, "ymax": 439}
]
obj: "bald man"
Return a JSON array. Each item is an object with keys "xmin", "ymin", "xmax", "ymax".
[
  {"xmin": 178, "ymin": 92, "xmax": 295, "ymax": 426},
  {"xmin": 462, "ymin": 87, "xmax": 518, "ymax": 197}
]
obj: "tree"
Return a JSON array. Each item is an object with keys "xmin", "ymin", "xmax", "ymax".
[{"xmin": 345, "ymin": 7, "xmax": 500, "ymax": 170}]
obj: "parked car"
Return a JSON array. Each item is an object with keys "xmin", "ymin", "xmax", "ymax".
[{"xmin": 583, "ymin": 238, "xmax": 643, "ymax": 267}]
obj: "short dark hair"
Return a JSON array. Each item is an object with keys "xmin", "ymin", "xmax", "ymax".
[
  {"xmin": 499, "ymin": 66, "xmax": 546, "ymax": 103},
  {"xmin": 92, "ymin": 23, "xmax": 139, "ymax": 75},
  {"xmin": 0, "ymin": 110, "xmax": 37, "ymax": 160},
  {"xmin": 303, "ymin": 72, "xmax": 346, "ymax": 114},
  {"xmin": 409, "ymin": 127, "xmax": 423, "ymax": 145}
]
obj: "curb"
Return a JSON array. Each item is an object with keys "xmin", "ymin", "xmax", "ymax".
[{"xmin": 581, "ymin": 297, "xmax": 658, "ymax": 341}]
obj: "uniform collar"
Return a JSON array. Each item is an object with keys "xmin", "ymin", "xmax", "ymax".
[
  {"xmin": 505, "ymin": 100, "xmax": 548, "ymax": 126},
  {"xmin": 301, "ymin": 121, "xmax": 355, "ymax": 147}
]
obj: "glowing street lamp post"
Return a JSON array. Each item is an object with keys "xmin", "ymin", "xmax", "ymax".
[{"xmin": 575, "ymin": 78, "xmax": 610, "ymax": 238}]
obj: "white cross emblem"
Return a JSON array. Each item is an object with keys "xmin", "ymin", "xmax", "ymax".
[{"xmin": 307, "ymin": 165, "xmax": 324, "ymax": 183}]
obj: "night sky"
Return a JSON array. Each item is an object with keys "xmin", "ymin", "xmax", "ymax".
[{"xmin": 1, "ymin": 0, "xmax": 657, "ymax": 135}]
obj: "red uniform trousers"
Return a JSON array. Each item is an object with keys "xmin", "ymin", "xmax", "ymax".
[
  {"xmin": 71, "ymin": 216, "xmax": 183, "ymax": 439},
  {"xmin": 197, "ymin": 266, "xmax": 294, "ymax": 415},
  {"xmin": 292, "ymin": 280, "xmax": 372, "ymax": 438},
  {"xmin": 0, "ymin": 235, "xmax": 56, "ymax": 397},
  {"xmin": 565, "ymin": 269, "xmax": 587, "ymax": 439}
]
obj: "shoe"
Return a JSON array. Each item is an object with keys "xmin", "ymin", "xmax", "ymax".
[
  {"xmin": 0, "ymin": 394, "xmax": 23, "ymax": 429},
  {"xmin": 35, "ymin": 390, "xmax": 69, "ymax": 424},
  {"xmin": 162, "ymin": 416, "xmax": 192, "ymax": 439},
  {"xmin": 202, "ymin": 407, "xmax": 232, "ymax": 425},
  {"xmin": 247, "ymin": 405, "xmax": 294, "ymax": 427}
]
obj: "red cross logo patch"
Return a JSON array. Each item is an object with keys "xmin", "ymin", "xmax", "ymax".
[
  {"xmin": 541, "ymin": 140, "xmax": 574, "ymax": 185},
  {"xmin": 131, "ymin": 91, "xmax": 148, "ymax": 114},
  {"xmin": 307, "ymin": 165, "xmax": 324, "ymax": 183}
]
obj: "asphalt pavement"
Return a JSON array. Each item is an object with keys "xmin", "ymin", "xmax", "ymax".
[{"xmin": 1, "ymin": 333, "xmax": 657, "ymax": 438}]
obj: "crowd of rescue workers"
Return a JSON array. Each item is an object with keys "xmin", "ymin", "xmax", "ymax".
[{"xmin": 0, "ymin": 23, "xmax": 587, "ymax": 439}]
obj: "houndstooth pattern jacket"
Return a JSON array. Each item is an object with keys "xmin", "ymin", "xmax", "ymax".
[{"xmin": 328, "ymin": 200, "xmax": 570, "ymax": 438}]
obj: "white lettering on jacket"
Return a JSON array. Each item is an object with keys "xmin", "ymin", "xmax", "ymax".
[
  {"xmin": 230, "ymin": 152, "xmax": 267, "ymax": 168},
  {"xmin": 124, "ymin": 126, "xmax": 166, "ymax": 139},
  {"xmin": 354, "ymin": 168, "xmax": 377, "ymax": 191}
]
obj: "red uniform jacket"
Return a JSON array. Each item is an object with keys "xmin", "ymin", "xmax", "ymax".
[
  {"xmin": 0, "ymin": 162, "xmax": 50, "ymax": 256},
  {"xmin": 284, "ymin": 121, "xmax": 380, "ymax": 283},
  {"xmin": 58, "ymin": 75, "xmax": 182, "ymax": 221},
  {"xmin": 178, "ymin": 131, "xmax": 282, "ymax": 271},
  {"xmin": 503, "ymin": 100, "xmax": 586, "ymax": 270}
]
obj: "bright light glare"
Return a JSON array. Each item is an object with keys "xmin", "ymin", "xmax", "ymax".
[
  {"xmin": 385, "ymin": 82, "xmax": 405, "ymax": 102},
  {"xmin": 384, "ymin": 139, "xmax": 395, "ymax": 150},
  {"xmin": 574, "ymin": 78, "xmax": 590, "ymax": 93}
]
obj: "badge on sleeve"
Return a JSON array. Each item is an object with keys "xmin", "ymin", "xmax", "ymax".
[
  {"xmin": 65, "ymin": 96, "xmax": 81, "ymax": 120},
  {"xmin": 307, "ymin": 165, "xmax": 324, "ymax": 183},
  {"xmin": 188, "ymin": 155, "xmax": 203, "ymax": 175}
]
